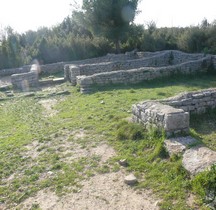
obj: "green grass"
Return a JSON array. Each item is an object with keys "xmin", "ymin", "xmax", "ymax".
[
  {"xmin": 1, "ymin": 74, "xmax": 216, "ymax": 209},
  {"xmin": 190, "ymin": 109, "xmax": 216, "ymax": 150}
]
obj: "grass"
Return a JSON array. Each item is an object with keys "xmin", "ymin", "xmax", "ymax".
[
  {"xmin": 1, "ymin": 74, "xmax": 216, "ymax": 209},
  {"xmin": 190, "ymin": 109, "xmax": 216, "ymax": 150}
]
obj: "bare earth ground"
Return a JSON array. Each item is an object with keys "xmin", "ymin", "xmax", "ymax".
[
  {"xmin": 0, "ymin": 77, "xmax": 160, "ymax": 210},
  {"xmin": 18, "ymin": 172, "xmax": 159, "ymax": 210},
  {"xmin": 15, "ymin": 127, "xmax": 159, "ymax": 210}
]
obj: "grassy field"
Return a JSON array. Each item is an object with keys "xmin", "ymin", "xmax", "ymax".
[{"xmin": 0, "ymin": 74, "xmax": 216, "ymax": 209}]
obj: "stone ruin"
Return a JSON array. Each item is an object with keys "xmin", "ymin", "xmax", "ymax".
[
  {"xmin": 132, "ymin": 88, "xmax": 216, "ymax": 136},
  {"xmin": 132, "ymin": 88, "xmax": 216, "ymax": 175},
  {"xmin": 1, "ymin": 50, "xmax": 216, "ymax": 92},
  {"xmin": 64, "ymin": 50, "xmax": 216, "ymax": 93},
  {"xmin": 0, "ymin": 51, "xmax": 138, "ymax": 91}
]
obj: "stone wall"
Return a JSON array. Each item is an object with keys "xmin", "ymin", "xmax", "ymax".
[
  {"xmin": 132, "ymin": 88, "xmax": 216, "ymax": 136},
  {"xmin": 67, "ymin": 51, "xmax": 207, "ymax": 85},
  {"xmin": 0, "ymin": 66, "xmax": 30, "ymax": 77},
  {"xmin": 132, "ymin": 101, "xmax": 189, "ymax": 136},
  {"xmin": 161, "ymin": 88, "xmax": 216, "ymax": 114},
  {"xmin": 11, "ymin": 71, "xmax": 39, "ymax": 91},
  {"xmin": 40, "ymin": 50, "xmax": 138, "ymax": 74},
  {"xmin": 77, "ymin": 56, "xmax": 212, "ymax": 93},
  {"xmin": 0, "ymin": 51, "xmax": 138, "ymax": 77}
]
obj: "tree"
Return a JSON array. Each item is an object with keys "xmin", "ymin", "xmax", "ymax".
[{"xmin": 82, "ymin": 0, "xmax": 139, "ymax": 53}]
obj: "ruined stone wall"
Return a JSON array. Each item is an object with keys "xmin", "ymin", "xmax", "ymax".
[
  {"xmin": 132, "ymin": 101, "xmax": 189, "ymax": 136},
  {"xmin": 161, "ymin": 88, "xmax": 216, "ymax": 114},
  {"xmin": 11, "ymin": 71, "xmax": 39, "ymax": 91},
  {"xmin": 0, "ymin": 52, "xmax": 138, "ymax": 77},
  {"xmin": 0, "ymin": 66, "xmax": 30, "ymax": 77},
  {"xmin": 70, "ymin": 51, "xmax": 206, "ymax": 81},
  {"xmin": 77, "ymin": 56, "xmax": 212, "ymax": 93},
  {"xmin": 132, "ymin": 88, "xmax": 216, "ymax": 136}
]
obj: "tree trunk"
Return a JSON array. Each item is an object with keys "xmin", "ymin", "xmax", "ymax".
[{"xmin": 115, "ymin": 39, "xmax": 121, "ymax": 54}]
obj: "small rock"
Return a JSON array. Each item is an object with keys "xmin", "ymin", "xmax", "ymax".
[
  {"xmin": 124, "ymin": 174, "xmax": 137, "ymax": 185},
  {"xmin": 118, "ymin": 159, "xmax": 128, "ymax": 167},
  {"xmin": 47, "ymin": 171, "xmax": 54, "ymax": 176}
]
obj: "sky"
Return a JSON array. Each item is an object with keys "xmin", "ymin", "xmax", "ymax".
[{"xmin": 0, "ymin": 0, "xmax": 216, "ymax": 33}]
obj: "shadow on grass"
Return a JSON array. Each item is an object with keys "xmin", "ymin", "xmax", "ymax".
[
  {"xmin": 190, "ymin": 109, "xmax": 216, "ymax": 150},
  {"xmin": 89, "ymin": 73, "xmax": 216, "ymax": 94},
  {"xmin": 190, "ymin": 109, "xmax": 216, "ymax": 136}
]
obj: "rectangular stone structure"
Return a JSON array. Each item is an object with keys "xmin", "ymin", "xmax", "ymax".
[
  {"xmin": 11, "ymin": 71, "xmax": 39, "ymax": 92},
  {"xmin": 132, "ymin": 101, "xmax": 189, "ymax": 136}
]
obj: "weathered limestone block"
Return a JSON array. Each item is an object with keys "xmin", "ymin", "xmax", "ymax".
[
  {"xmin": 182, "ymin": 146, "xmax": 216, "ymax": 175},
  {"xmin": 164, "ymin": 136, "xmax": 198, "ymax": 155},
  {"xmin": 164, "ymin": 112, "xmax": 189, "ymax": 132},
  {"xmin": 132, "ymin": 101, "xmax": 189, "ymax": 136},
  {"xmin": 11, "ymin": 71, "xmax": 39, "ymax": 92}
]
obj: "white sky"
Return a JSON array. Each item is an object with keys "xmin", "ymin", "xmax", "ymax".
[{"xmin": 0, "ymin": 0, "xmax": 216, "ymax": 33}]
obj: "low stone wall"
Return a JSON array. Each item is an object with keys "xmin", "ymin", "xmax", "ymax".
[
  {"xmin": 132, "ymin": 101, "xmax": 189, "ymax": 136},
  {"xmin": 161, "ymin": 88, "xmax": 216, "ymax": 114},
  {"xmin": 132, "ymin": 88, "xmax": 216, "ymax": 136},
  {"xmin": 67, "ymin": 50, "xmax": 207, "ymax": 85},
  {"xmin": 11, "ymin": 71, "xmax": 39, "ymax": 91},
  {"xmin": 0, "ymin": 51, "xmax": 138, "ymax": 77},
  {"xmin": 0, "ymin": 66, "xmax": 30, "ymax": 77},
  {"xmin": 77, "ymin": 56, "xmax": 212, "ymax": 93}
]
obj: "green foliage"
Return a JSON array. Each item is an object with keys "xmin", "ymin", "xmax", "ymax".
[
  {"xmin": 116, "ymin": 121, "xmax": 145, "ymax": 141},
  {"xmin": 1, "ymin": 15, "xmax": 216, "ymax": 71},
  {"xmin": 82, "ymin": 0, "xmax": 139, "ymax": 53},
  {"xmin": 190, "ymin": 108, "xmax": 216, "ymax": 150},
  {"xmin": 192, "ymin": 164, "xmax": 216, "ymax": 205},
  {"xmin": 148, "ymin": 140, "xmax": 169, "ymax": 161}
]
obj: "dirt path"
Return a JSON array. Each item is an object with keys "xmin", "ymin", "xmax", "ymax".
[
  {"xmin": 14, "ymin": 128, "xmax": 160, "ymax": 210},
  {"xmin": 19, "ymin": 171, "xmax": 159, "ymax": 210}
]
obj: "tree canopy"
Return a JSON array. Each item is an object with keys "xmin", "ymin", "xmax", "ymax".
[
  {"xmin": 0, "ymin": 12, "xmax": 216, "ymax": 71},
  {"xmin": 82, "ymin": 0, "xmax": 139, "ymax": 53}
]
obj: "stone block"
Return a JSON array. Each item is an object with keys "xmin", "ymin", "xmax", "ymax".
[
  {"xmin": 192, "ymin": 93, "xmax": 204, "ymax": 99},
  {"xmin": 164, "ymin": 112, "xmax": 189, "ymax": 132},
  {"xmin": 182, "ymin": 146, "xmax": 216, "ymax": 175},
  {"xmin": 164, "ymin": 136, "xmax": 198, "ymax": 155}
]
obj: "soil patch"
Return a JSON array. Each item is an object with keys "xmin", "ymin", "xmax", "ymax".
[
  {"xmin": 38, "ymin": 99, "xmax": 58, "ymax": 117},
  {"xmin": 17, "ymin": 171, "xmax": 159, "ymax": 210}
]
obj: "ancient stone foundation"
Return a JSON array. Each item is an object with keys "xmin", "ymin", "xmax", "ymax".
[
  {"xmin": 64, "ymin": 50, "xmax": 216, "ymax": 93},
  {"xmin": 161, "ymin": 88, "xmax": 216, "ymax": 114},
  {"xmin": 2, "ymin": 50, "xmax": 216, "ymax": 92},
  {"xmin": 132, "ymin": 88, "xmax": 216, "ymax": 136},
  {"xmin": 11, "ymin": 71, "xmax": 39, "ymax": 92},
  {"xmin": 132, "ymin": 101, "xmax": 189, "ymax": 136}
]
